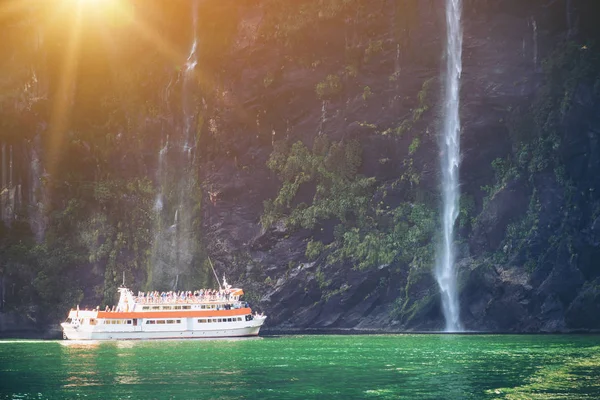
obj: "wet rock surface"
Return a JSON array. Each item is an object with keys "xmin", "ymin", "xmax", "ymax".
[
  {"xmin": 2, "ymin": 0, "xmax": 600, "ymax": 335},
  {"xmin": 199, "ymin": 0, "xmax": 600, "ymax": 333}
]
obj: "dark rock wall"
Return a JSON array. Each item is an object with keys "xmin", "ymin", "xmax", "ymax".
[
  {"xmin": 1, "ymin": 0, "xmax": 600, "ymax": 334},
  {"xmin": 198, "ymin": 0, "xmax": 600, "ymax": 332}
]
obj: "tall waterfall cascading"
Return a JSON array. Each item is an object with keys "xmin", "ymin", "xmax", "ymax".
[
  {"xmin": 0, "ymin": 143, "xmax": 16, "ymax": 226},
  {"xmin": 29, "ymin": 134, "xmax": 47, "ymax": 242},
  {"xmin": 1, "ymin": 143, "xmax": 6, "ymax": 224},
  {"xmin": 0, "ymin": 137, "xmax": 46, "ymax": 239},
  {"xmin": 150, "ymin": 0, "xmax": 201, "ymax": 290},
  {"xmin": 0, "ymin": 25, "xmax": 48, "ymax": 236},
  {"xmin": 318, "ymin": 100, "xmax": 327, "ymax": 135},
  {"xmin": 435, "ymin": 0, "xmax": 464, "ymax": 332},
  {"xmin": 9, "ymin": 145, "xmax": 13, "ymax": 215},
  {"xmin": 532, "ymin": 17, "xmax": 538, "ymax": 68},
  {"xmin": 154, "ymin": 136, "xmax": 167, "ymax": 213}
]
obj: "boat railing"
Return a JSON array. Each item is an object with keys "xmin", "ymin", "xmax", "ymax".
[{"xmin": 132, "ymin": 294, "xmax": 240, "ymax": 305}]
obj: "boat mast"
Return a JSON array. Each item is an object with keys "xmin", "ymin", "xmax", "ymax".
[{"xmin": 208, "ymin": 256, "xmax": 223, "ymax": 290}]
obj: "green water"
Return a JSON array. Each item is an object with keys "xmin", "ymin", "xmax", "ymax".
[{"xmin": 1, "ymin": 335, "xmax": 599, "ymax": 399}]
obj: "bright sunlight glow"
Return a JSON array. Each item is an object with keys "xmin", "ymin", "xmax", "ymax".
[
  {"xmin": 67, "ymin": 0, "xmax": 128, "ymax": 20},
  {"xmin": 77, "ymin": 0, "xmax": 109, "ymax": 6}
]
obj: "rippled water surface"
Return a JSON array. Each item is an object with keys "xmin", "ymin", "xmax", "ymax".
[{"xmin": 1, "ymin": 335, "xmax": 600, "ymax": 399}]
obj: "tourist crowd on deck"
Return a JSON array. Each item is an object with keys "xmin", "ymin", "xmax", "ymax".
[{"xmin": 133, "ymin": 290, "xmax": 236, "ymax": 304}]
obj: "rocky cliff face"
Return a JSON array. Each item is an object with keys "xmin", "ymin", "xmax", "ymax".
[
  {"xmin": 1, "ymin": 0, "xmax": 600, "ymax": 335},
  {"xmin": 198, "ymin": 0, "xmax": 600, "ymax": 332}
]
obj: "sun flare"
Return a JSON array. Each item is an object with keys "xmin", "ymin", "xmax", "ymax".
[
  {"xmin": 65, "ymin": 0, "xmax": 131, "ymax": 21},
  {"xmin": 75, "ymin": 0, "xmax": 112, "ymax": 7}
]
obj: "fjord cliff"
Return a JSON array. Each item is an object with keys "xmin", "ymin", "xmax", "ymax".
[{"xmin": 1, "ymin": 0, "xmax": 599, "ymax": 336}]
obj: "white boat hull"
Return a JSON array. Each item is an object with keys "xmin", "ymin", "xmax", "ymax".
[
  {"xmin": 61, "ymin": 285, "xmax": 266, "ymax": 341},
  {"xmin": 62, "ymin": 318, "xmax": 265, "ymax": 340}
]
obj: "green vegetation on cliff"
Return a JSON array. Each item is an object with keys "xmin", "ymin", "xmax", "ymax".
[
  {"xmin": 480, "ymin": 40, "xmax": 600, "ymax": 273},
  {"xmin": 1, "ymin": 0, "xmax": 600, "ymax": 334},
  {"xmin": 262, "ymin": 135, "xmax": 436, "ymax": 272}
]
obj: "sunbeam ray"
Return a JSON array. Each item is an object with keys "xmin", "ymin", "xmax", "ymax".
[{"xmin": 46, "ymin": 2, "xmax": 84, "ymax": 179}]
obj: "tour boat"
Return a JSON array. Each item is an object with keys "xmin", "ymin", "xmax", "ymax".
[{"xmin": 61, "ymin": 281, "xmax": 266, "ymax": 340}]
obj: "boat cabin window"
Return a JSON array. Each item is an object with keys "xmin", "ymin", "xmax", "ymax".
[
  {"xmin": 145, "ymin": 319, "xmax": 180, "ymax": 325},
  {"xmin": 142, "ymin": 306, "xmax": 149, "ymax": 310},
  {"xmin": 89, "ymin": 319, "xmax": 97, "ymax": 326},
  {"xmin": 151, "ymin": 306, "xmax": 160, "ymax": 310},
  {"xmin": 174, "ymin": 306, "xmax": 182, "ymax": 310},
  {"xmin": 198, "ymin": 319, "xmax": 207, "ymax": 323},
  {"xmin": 182, "ymin": 305, "xmax": 191, "ymax": 310},
  {"xmin": 200, "ymin": 305, "xmax": 206, "ymax": 309},
  {"xmin": 162, "ymin": 306, "xmax": 171, "ymax": 310},
  {"xmin": 66, "ymin": 318, "xmax": 72, "ymax": 323}
]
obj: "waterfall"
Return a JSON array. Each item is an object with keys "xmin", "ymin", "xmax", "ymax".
[
  {"xmin": 318, "ymin": 100, "xmax": 327, "ymax": 135},
  {"xmin": 9, "ymin": 146, "xmax": 13, "ymax": 203},
  {"xmin": 183, "ymin": 3, "xmax": 198, "ymax": 152},
  {"xmin": 0, "ymin": 137, "xmax": 46, "ymax": 238},
  {"xmin": 173, "ymin": 0, "xmax": 199, "ymax": 285},
  {"xmin": 154, "ymin": 136, "xmax": 168, "ymax": 212},
  {"xmin": 0, "ymin": 144, "xmax": 16, "ymax": 226},
  {"xmin": 566, "ymin": 0, "xmax": 577, "ymax": 38},
  {"xmin": 29, "ymin": 134, "xmax": 47, "ymax": 242},
  {"xmin": 1, "ymin": 143, "xmax": 6, "ymax": 223},
  {"xmin": 395, "ymin": 43, "xmax": 401, "ymax": 74},
  {"xmin": 531, "ymin": 17, "xmax": 538, "ymax": 69},
  {"xmin": 150, "ymin": 0, "xmax": 200, "ymax": 290},
  {"xmin": 435, "ymin": 0, "xmax": 463, "ymax": 332}
]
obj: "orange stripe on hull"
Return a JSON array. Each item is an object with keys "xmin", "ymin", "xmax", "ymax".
[{"xmin": 97, "ymin": 308, "xmax": 252, "ymax": 319}]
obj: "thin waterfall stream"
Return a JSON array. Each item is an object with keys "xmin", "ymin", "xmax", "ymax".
[
  {"xmin": 150, "ymin": 0, "xmax": 201, "ymax": 290},
  {"xmin": 435, "ymin": 0, "xmax": 463, "ymax": 332}
]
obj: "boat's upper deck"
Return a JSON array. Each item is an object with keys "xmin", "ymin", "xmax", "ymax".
[
  {"xmin": 66, "ymin": 286, "xmax": 249, "ymax": 318},
  {"xmin": 133, "ymin": 289, "xmax": 242, "ymax": 305}
]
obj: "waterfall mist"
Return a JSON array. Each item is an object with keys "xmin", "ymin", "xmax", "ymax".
[
  {"xmin": 149, "ymin": 0, "xmax": 204, "ymax": 290},
  {"xmin": 435, "ymin": 0, "xmax": 464, "ymax": 332},
  {"xmin": 28, "ymin": 134, "xmax": 47, "ymax": 242}
]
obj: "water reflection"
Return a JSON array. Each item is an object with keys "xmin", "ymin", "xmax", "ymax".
[
  {"xmin": 58, "ymin": 340, "xmax": 101, "ymax": 348},
  {"xmin": 60, "ymin": 339, "xmax": 104, "ymax": 391},
  {"xmin": 396, "ymin": 335, "xmax": 474, "ymax": 398}
]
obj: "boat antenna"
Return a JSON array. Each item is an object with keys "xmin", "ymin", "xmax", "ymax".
[
  {"xmin": 207, "ymin": 256, "xmax": 223, "ymax": 290},
  {"xmin": 122, "ymin": 271, "xmax": 125, "ymax": 287}
]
